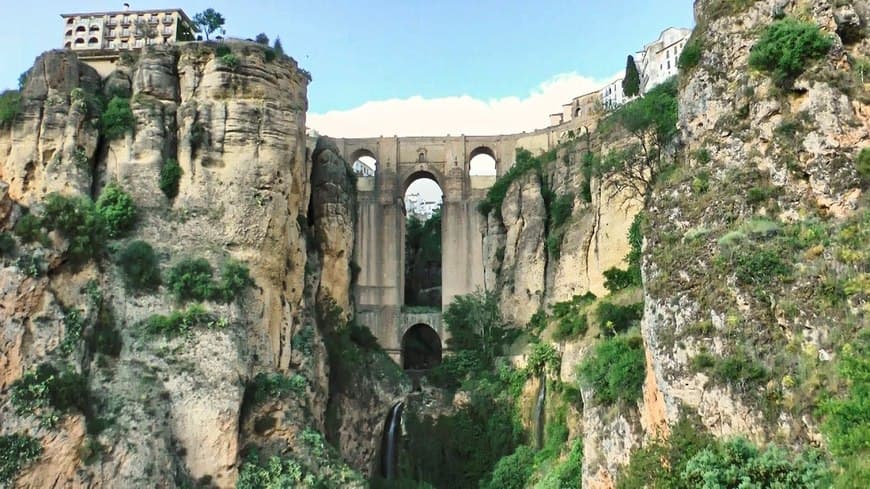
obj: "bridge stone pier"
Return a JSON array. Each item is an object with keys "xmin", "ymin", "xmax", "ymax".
[{"xmin": 330, "ymin": 125, "xmax": 581, "ymax": 365}]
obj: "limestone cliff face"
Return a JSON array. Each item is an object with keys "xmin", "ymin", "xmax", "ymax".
[
  {"xmin": 642, "ymin": 0, "xmax": 867, "ymax": 447},
  {"xmin": 0, "ymin": 43, "xmax": 384, "ymax": 488}
]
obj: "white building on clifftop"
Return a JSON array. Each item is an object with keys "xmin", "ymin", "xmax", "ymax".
[{"xmin": 635, "ymin": 27, "xmax": 692, "ymax": 93}]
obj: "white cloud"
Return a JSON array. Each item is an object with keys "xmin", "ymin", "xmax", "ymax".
[{"xmin": 307, "ymin": 72, "xmax": 621, "ymax": 138}]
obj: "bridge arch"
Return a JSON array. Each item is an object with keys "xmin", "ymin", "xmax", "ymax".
[
  {"xmin": 401, "ymin": 323, "xmax": 442, "ymax": 370},
  {"xmin": 350, "ymin": 148, "xmax": 378, "ymax": 177},
  {"xmin": 469, "ymin": 146, "xmax": 497, "ymax": 176}
]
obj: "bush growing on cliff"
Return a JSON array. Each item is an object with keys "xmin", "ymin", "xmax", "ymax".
[
  {"xmin": 0, "ymin": 231, "xmax": 15, "ymax": 255},
  {"xmin": 597, "ymin": 302, "xmax": 643, "ymax": 336},
  {"xmin": 10, "ymin": 364, "xmax": 88, "ymax": 428},
  {"xmin": 166, "ymin": 258, "xmax": 216, "ymax": 301},
  {"xmin": 244, "ymin": 372, "xmax": 307, "ymax": 408},
  {"xmin": 682, "ymin": 437, "xmax": 831, "ymax": 488},
  {"xmin": 678, "ymin": 38, "xmax": 703, "ymax": 71},
  {"xmin": 0, "ymin": 90, "xmax": 21, "ymax": 125},
  {"xmin": 100, "ymin": 96, "xmax": 135, "ymax": 140},
  {"xmin": 95, "ymin": 183, "xmax": 137, "ymax": 238},
  {"xmin": 143, "ymin": 304, "xmax": 224, "ymax": 336},
  {"xmin": 0, "ymin": 434, "xmax": 41, "ymax": 484},
  {"xmin": 41, "ymin": 193, "xmax": 107, "ymax": 263},
  {"xmin": 159, "ymin": 158, "xmax": 182, "ymax": 199},
  {"xmin": 214, "ymin": 259, "xmax": 253, "ymax": 303},
  {"xmin": 117, "ymin": 240, "xmax": 161, "ymax": 292},
  {"xmin": 749, "ymin": 18, "xmax": 833, "ymax": 87},
  {"xmin": 13, "ymin": 213, "xmax": 45, "ymax": 244},
  {"xmin": 578, "ymin": 334, "xmax": 645, "ymax": 405}
]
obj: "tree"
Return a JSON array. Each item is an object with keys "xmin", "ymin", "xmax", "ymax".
[
  {"xmin": 254, "ymin": 33, "xmax": 269, "ymax": 45},
  {"xmin": 193, "ymin": 8, "xmax": 225, "ymax": 40},
  {"xmin": 273, "ymin": 37, "xmax": 284, "ymax": 57},
  {"xmin": 600, "ymin": 78, "xmax": 678, "ymax": 205},
  {"xmin": 135, "ymin": 20, "xmax": 157, "ymax": 42},
  {"xmin": 622, "ymin": 55, "xmax": 641, "ymax": 97}
]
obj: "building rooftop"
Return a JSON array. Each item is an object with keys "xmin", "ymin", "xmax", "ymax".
[{"xmin": 61, "ymin": 8, "xmax": 192, "ymax": 24}]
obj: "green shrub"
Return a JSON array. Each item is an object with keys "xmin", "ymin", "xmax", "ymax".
[
  {"xmin": 100, "ymin": 96, "xmax": 135, "ymax": 140},
  {"xmin": 215, "ymin": 44, "xmax": 231, "ymax": 57},
  {"xmin": 748, "ymin": 18, "xmax": 834, "ymax": 86},
  {"xmin": 603, "ymin": 267, "xmax": 638, "ymax": 293},
  {"xmin": 10, "ymin": 364, "xmax": 88, "ymax": 427},
  {"xmin": 618, "ymin": 415, "xmax": 714, "ymax": 489},
  {"xmin": 159, "ymin": 158, "xmax": 182, "ymax": 199},
  {"xmin": 143, "ymin": 304, "xmax": 223, "ymax": 336},
  {"xmin": 553, "ymin": 313, "xmax": 588, "ymax": 341},
  {"xmin": 730, "ymin": 245, "xmax": 791, "ymax": 286},
  {"xmin": 747, "ymin": 185, "xmax": 779, "ymax": 205},
  {"xmin": 117, "ymin": 240, "xmax": 161, "ymax": 291},
  {"xmin": 481, "ymin": 445, "xmax": 534, "ymax": 489},
  {"xmin": 858, "ymin": 147, "xmax": 870, "ymax": 185},
  {"xmin": 95, "ymin": 183, "xmax": 136, "ymax": 238},
  {"xmin": 692, "ymin": 170, "xmax": 710, "ymax": 194},
  {"xmin": 16, "ymin": 254, "xmax": 44, "ymax": 277},
  {"xmin": 220, "ymin": 53, "xmax": 239, "ymax": 69},
  {"xmin": 214, "ymin": 259, "xmax": 253, "ymax": 302},
  {"xmin": 166, "ymin": 257, "xmax": 215, "ymax": 301},
  {"xmin": 0, "ymin": 90, "xmax": 21, "ymax": 125},
  {"xmin": 596, "ymin": 301, "xmax": 643, "ymax": 336},
  {"xmin": 549, "ymin": 193, "xmax": 574, "ymax": 229},
  {"xmin": 244, "ymin": 372, "xmax": 307, "ymax": 407},
  {"xmin": 525, "ymin": 342, "xmax": 560, "ymax": 376},
  {"xmin": 682, "ymin": 437, "xmax": 831, "ymax": 488},
  {"xmin": 0, "ymin": 434, "xmax": 41, "ymax": 483},
  {"xmin": 678, "ymin": 38, "xmax": 702, "ymax": 70},
  {"xmin": 263, "ymin": 48, "xmax": 276, "ymax": 63},
  {"xmin": 13, "ymin": 213, "xmax": 44, "ymax": 243},
  {"xmin": 59, "ymin": 309, "xmax": 85, "ymax": 355},
  {"xmin": 41, "ymin": 193, "xmax": 107, "ymax": 263},
  {"xmin": 578, "ymin": 334, "xmax": 645, "ymax": 405},
  {"xmin": 0, "ymin": 231, "xmax": 16, "ymax": 255},
  {"xmin": 694, "ymin": 148, "xmax": 711, "ymax": 164}
]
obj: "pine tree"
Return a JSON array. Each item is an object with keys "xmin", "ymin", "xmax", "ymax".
[
  {"xmin": 273, "ymin": 37, "xmax": 284, "ymax": 57},
  {"xmin": 623, "ymin": 55, "xmax": 641, "ymax": 97}
]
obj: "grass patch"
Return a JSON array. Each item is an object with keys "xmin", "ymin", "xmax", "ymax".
[{"xmin": 142, "ymin": 304, "xmax": 225, "ymax": 337}]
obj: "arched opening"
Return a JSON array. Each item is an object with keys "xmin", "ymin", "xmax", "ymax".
[
  {"xmin": 89, "ymin": 25, "xmax": 100, "ymax": 32},
  {"xmin": 402, "ymin": 324, "xmax": 442, "ymax": 370},
  {"xmin": 404, "ymin": 172, "xmax": 443, "ymax": 308},
  {"xmin": 351, "ymin": 149, "xmax": 377, "ymax": 177},
  {"xmin": 64, "ymin": 41, "xmax": 72, "ymax": 49},
  {"xmin": 65, "ymin": 29, "xmax": 73, "ymax": 37},
  {"xmin": 469, "ymin": 146, "xmax": 497, "ymax": 176},
  {"xmin": 74, "ymin": 38, "xmax": 85, "ymax": 45},
  {"xmin": 88, "ymin": 37, "xmax": 100, "ymax": 46},
  {"xmin": 76, "ymin": 25, "xmax": 86, "ymax": 33}
]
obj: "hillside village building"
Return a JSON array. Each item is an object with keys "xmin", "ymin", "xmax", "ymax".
[
  {"xmin": 61, "ymin": 8, "xmax": 193, "ymax": 76},
  {"xmin": 548, "ymin": 26, "xmax": 691, "ymax": 128},
  {"xmin": 636, "ymin": 27, "xmax": 692, "ymax": 94}
]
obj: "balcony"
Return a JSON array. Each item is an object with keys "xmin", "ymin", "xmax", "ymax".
[
  {"xmin": 163, "ymin": 18, "xmax": 174, "ymax": 25},
  {"xmin": 162, "ymin": 28, "xmax": 173, "ymax": 35},
  {"xmin": 106, "ymin": 20, "xmax": 117, "ymax": 27},
  {"xmin": 148, "ymin": 19, "xmax": 159, "ymax": 25}
]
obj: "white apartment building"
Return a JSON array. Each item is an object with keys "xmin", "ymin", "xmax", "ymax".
[
  {"xmin": 61, "ymin": 8, "xmax": 193, "ymax": 52},
  {"xmin": 636, "ymin": 27, "xmax": 692, "ymax": 94},
  {"xmin": 600, "ymin": 77, "xmax": 626, "ymax": 110}
]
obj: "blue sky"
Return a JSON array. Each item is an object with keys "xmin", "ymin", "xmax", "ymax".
[{"xmin": 1, "ymin": 1, "xmax": 694, "ymax": 135}]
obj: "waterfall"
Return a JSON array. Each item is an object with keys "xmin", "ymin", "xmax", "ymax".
[
  {"xmin": 533, "ymin": 378, "xmax": 546, "ymax": 450},
  {"xmin": 380, "ymin": 401, "xmax": 405, "ymax": 480}
]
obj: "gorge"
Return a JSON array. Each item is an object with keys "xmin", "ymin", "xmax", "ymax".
[{"xmin": 1, "ymin": 0, "xmax": 868, "ymax": 488}]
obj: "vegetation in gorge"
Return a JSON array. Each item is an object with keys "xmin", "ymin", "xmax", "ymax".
[
  {"xmin": 117, "ymin": 240, "xmax": 161, "ymax": 291},
  {"xmin": 9, "ymin": 364, "xmax": 89, "ymax": 428},
  {"xmin": 578, "ymin": 334, "xmax": 645, "ymax": 405},
  {"xmin": 165, "ymin": 257, "xmax": 253, "ymax": 303},
  {"xmin": 0, "ymin": 90, "xmax": 21, "ymax": 125},
  {"xmin": 405, "ymin": 208, "xmax": 442, "ymax": 308},
  {"xmin": 159, "ymin": 158, "xmax": 183, "ymax": 199},
  {"xmin": 142, "ymin": 303, "xmax": 225, "ymax": 337},
  {"xmin": 0, "ymin": 434, "xmax": 41, "ymax": 484},
  {"xmin": 100, "ymin": 96, "xmax": 135, "ymax": 140},
  {"xmin": 618, "ymin": 415, "xmax": 832, "ymax": 489}
]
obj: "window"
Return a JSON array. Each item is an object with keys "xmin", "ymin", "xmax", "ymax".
[{"xmin": 667, "ymin": 60, "xmax": 670, "ymax": 69}]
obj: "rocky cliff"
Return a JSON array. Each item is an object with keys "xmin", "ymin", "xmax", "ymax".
[{"xmin": 0, "ymin": 43, "xmax": 401, "ymax": 488}]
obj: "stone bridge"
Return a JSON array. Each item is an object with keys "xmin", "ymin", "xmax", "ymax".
[{"xmin": 330, "ymin": 124, "xmax": 587, "ymax": 365}]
